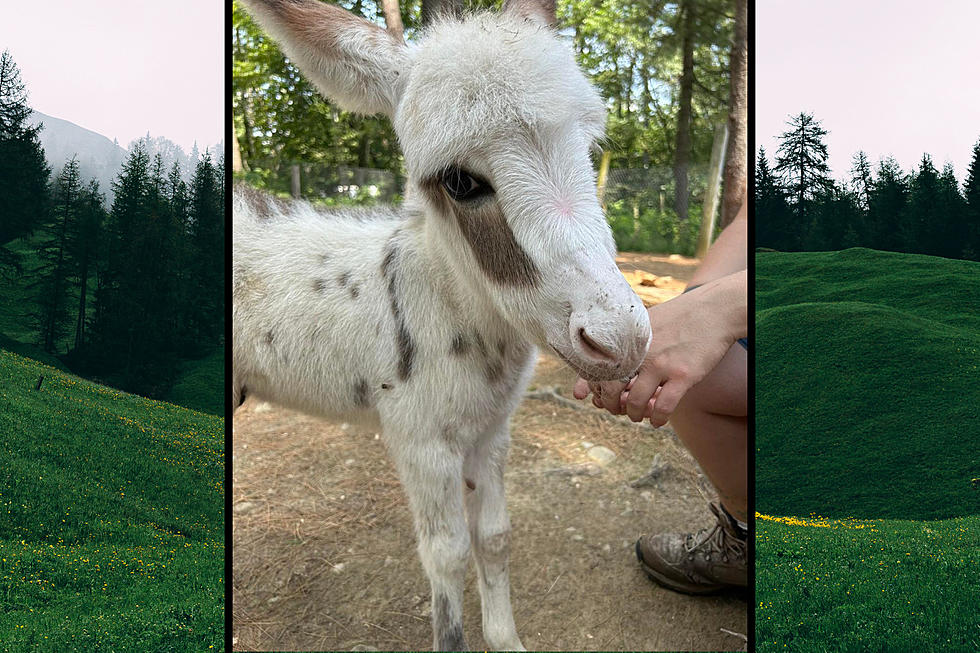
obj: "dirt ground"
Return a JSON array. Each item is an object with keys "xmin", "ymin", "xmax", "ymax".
[{"xmin": 232, "ymin": 253, "xmax": 747, "ymax": 652}]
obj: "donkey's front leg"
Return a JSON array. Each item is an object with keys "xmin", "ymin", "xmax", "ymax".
[
  {"xmin": 390, "ymin": 435, "xmax": 471, "ymax": 651},
  {"xmin": 464, "ymin": 424, "xmax": 524, "ymax": 651}
]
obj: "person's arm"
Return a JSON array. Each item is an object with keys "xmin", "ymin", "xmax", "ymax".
[{"xmin": 574, "ymin": 197, "xmax": 748, "ymax": 426}]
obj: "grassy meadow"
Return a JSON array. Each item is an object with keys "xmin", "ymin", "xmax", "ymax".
[
  {"xmin": 0, "ymin": 348, "xmax": 224, "ymax": 651},
  {"xmin": 755, "ymin": 248, "xmax": 980, "ymax": 651}
]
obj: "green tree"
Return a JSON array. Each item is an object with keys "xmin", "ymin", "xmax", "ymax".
[
  {"xmin": 774, "ymin": 112, "xmax": 834, "ymax": 228},
  {"xmin": 35, "ymin": 157, "xmax": 82, "ymax": 352},
  {"xmin": 754, "ymin": 147, "xmax": 794, "ymax": 250},
  {"xmin": 186, "ymin": 152, "xmax": 225, "ymax": 350},
  {"xmin": 70, "ymin": 179, "xmax": 106, "ymax": 351},
  {"xmin": 0, "ymin": 50, "xmax": 50, "ymax": 265},
  {"xmin": 867, "ymin": 157, "xmax": 909, "ymax": 253},
  {"xmin": 963, "ymin": 138, "xmax": 980, "ymax": 260}
]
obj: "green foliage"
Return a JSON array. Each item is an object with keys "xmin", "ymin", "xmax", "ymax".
[
  {"xmin": 166, "ymin": 348, "xmax": 225, "ymax": 416},
  {"xmin": 756, "ymin": 515, "xmax": 980, "ymax": 652},
  {"xmin": 0, "ymin": 348, "xmax": 224, "ymax": 651},
  {"xmin": 232, "ymin": 0, "xmax": 734, "ymax": 244},
  {"xmin": 606, "ymin": 199, "xmax": 703, "ymax": 256},
  {"xmin": 756, "ymin": 249, "xmax": 980, "ymax": 520},
  {"xmin": 0, "ymin": 50, "xmax": 50, "ymax": 249}
]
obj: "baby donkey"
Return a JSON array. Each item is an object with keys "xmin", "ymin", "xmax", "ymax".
[{"xmin": 233, "ymin": 0, "xmax": 651, "ymax": 649}]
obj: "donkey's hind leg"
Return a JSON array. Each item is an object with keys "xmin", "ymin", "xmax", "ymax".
[
  {"xmin": 464, "ymin": 423, "xmax": 524, "ymax": 651},
  {"xmin": 389, "ymin": 431, "xmax": 471, "ymax": 651}
]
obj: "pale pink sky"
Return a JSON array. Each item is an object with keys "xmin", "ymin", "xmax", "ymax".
[
  {"xmin": 757, "ymin": 0, "xmax": 980, "ymax": 185},
  {"xmin": 0, "ymin": 2, "xmax": 223, "ymax": 152}
]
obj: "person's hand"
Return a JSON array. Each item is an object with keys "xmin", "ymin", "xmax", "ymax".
[{"xmin": 574, "ymin": 273, "xmax": 745, "ymax": 427}]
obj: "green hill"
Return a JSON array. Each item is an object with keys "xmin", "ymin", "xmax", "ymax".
[
  {"xmin": 166, "ymin": 348, "xmax": 225, "ymax": 417},
  {"xmin": 0, "ymin": 348, "xmax": 224, "ymax": 651},
  {"xmin": 756, "ymin": 248, "xmax": 980, "ymax": 520}
]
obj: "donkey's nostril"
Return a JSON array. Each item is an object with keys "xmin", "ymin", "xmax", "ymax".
[{"xmin": 577, "ymin": 327, "xmax": 616, "ymax": 361}]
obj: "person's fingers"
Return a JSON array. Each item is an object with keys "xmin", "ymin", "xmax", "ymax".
[
  {"xmin": 573, "ymin": 377, "xmax": 591, "ymax": 400},
  {"xmin": 598, "ymin": 380, "xmax": 627, "ymax": 413},
  {"xmin": 649, "ymin": 380, "xmax": 688, "ymax": 428},
  {"xmin": 625, "ymin": 371, "xmax": 662, "ymax": 423}
]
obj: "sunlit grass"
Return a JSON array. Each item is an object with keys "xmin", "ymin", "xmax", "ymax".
[
  {"xmin": 0, "ymin": 348, "xmax": 224, "ymax": 650},
  {"xmin": 756, "ymin": 513, "xmax": 979, "ymax": 652}
]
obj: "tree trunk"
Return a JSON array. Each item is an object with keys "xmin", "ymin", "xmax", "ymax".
[
  {"xmin": 673, "ymin": 0, "xmax": 694, "ymax": 222},
  {"xmin": 421, "ymin": 0, "xmax": 461, "ymax": 26},
  {"xmin": 379, "ymin": 0, "xmax": 404, "ymax": 42},
  {"xmin": 720, "ymin": 0, "xmax": 747, "ymax": 228}
]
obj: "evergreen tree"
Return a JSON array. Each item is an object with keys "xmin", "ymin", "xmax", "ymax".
[
  {"xmin": 755, "ymin": 147, "xmax": 795, "ymax": 250},
  {"xmin": 962, "ymin": 138, "xmax": 980, "ymax": 261},
  {"xmin": 70, "ymin": 179, "xmax": 106, "ymax": 351},
  {"xmin": 905, "ymin": 155, "xmax": 941, "ymax": 255},
  {"xmin": 868, "ymin": 157, "xmax": 909, "ymax": 253},
  {"xmin": 0, "ymin": 50, "xmax": 50, "ymax": 261},
  {"xmin": 936, "ymin": 162, "xmax": 968, "ymax": 259},
  {"xmin": 186, "ymin": 152, "xmax": 224, "ymax": 351},
  {"xmin": 774, "ymin": 112, "xmax": 834, "ymax": 230},
  {"xmin": 35, "ymin": 157, "xmax": 81, "ymax": 352},
  {"xmin": 849, "ymin": 151, "xmax": 874, "ymax": 214}
]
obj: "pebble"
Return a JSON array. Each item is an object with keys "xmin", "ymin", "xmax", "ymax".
[
  {"xmin": 587, "ymin": 445, "xmax": 616, "ymax": 465},
  {"xmin": 234, "ymin": 502, "xmax": 255, "ymax": 513},
  {"xmin": 331, "ymin": 563, "xmax": 346, "ymax": 573},
  {"xmin": 254, "ymin": 402, "xmax": 273, "ymax": 413}
]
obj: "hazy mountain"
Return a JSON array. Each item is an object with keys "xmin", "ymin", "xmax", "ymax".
[
  {"xmin": 31, "ymin": 110, "xmax": 127, "ymax": 202},
  {"xmin": 30, "ymin": 111, "xmax": 224, "ymax": 204}
]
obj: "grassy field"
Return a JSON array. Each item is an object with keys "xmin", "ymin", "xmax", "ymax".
[
  {"xmin": 0, "ymin": 348, "xmax": 224, "ymax": 651},
  {"xmin": 756, "ymin": 248, "xmax": 980, "ymax": 520},
  {"xmin": 756, "ymin": 514, "xmax": 979, "ymax": 652},
  {"xmin": 756, "ymin": 248, "xmax": 979, "ymax": 651},
  {"xmin": 166, "ymin": 348, "xmax": 225, "ymax": 417}
]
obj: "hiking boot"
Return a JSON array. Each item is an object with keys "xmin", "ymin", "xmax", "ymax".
[{"xmin": 634, "ymin": 502, "xmax": 747, "ymax": 595}]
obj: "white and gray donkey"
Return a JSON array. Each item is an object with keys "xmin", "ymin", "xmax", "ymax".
[{"xmin": 233, "ymin": 0, "xmax": 651, "ymax": 649}]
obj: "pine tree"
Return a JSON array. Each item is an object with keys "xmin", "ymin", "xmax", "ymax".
[
  {"xmin": 849, "ymin": 151, "xmax": 873, "ymax": 214},
  {"xmin": 774, "ymin": 112, "xmax": 834, "ymax": 232},
  {"xmin": 186, "ymin": 152, "xmax": 224, "ymax": 351},
  {"xmin": 35, "ymin": 157, "xmax": 82, "ymax": 352},
  {"xmin": 70, "ymin": 179, "xmax": 106, "ymax": 351},
  {"xmin": 868, "ymin": 157, "xmax": 909, "ymax": 253},
  {"xmin": 936, "ymin": 162, "xmax": 968, "ymax": 259},
  {"xmin": 905, "ymin": 155, "xmax": 941, "ymax": 255},
  {"xmin": 0, "ymin": 50, "xmax": 50, "ymax": 258},
  {"xmin": 962, "ymin": 138, "xmax": 980, "ymax": 261},
  {"xmin": 755, "ymin": 147, "xmax": 795, "ymax": 250}
]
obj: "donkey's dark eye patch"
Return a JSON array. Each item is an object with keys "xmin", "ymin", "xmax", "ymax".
[{"xmin": 440, "ymin": 167, "xmax": 494, "ymax": 202}]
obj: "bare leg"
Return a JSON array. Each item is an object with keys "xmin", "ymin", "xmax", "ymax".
[
  {"xmin": 390, "ymin": 437, "xmax": 470, "ymax": 651},
  {"xmin": 463, "ymin": 424, "xmax": 524, "ymax": 651},
  {"xmin": 669, "ymin": 341, "xmax": 747, "ymax": 521}
]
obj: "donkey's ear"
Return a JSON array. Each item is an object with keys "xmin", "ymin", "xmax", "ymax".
[
  {"xmin": 502, "ymin": 0, "xmax": 557, "ymax": 27},
  {"xmin": 240, "ymin": 0, "xmax": 407, "ymax": 117}
]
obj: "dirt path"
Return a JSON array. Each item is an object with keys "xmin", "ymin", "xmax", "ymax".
[{"xmin": 232, "ymin": 253, "xmax": 747, "ymax": 652}]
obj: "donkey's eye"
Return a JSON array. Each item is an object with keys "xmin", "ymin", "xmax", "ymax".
[{"xmin": 441, "ymin": 167, "xmax": 493, "ymax": 202}]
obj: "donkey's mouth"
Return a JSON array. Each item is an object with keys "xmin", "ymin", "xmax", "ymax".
[{"xmin": 549, "ymin": 344, "xmax": 636, "ymax": 383}]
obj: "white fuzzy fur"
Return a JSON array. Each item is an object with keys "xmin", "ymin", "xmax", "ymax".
[{"xmin": 235, "ymin": 2, "xmax": 651, "ymax": 650}]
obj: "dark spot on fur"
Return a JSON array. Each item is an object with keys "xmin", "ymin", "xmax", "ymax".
[
  {"xmin": 313, "ymin": 278, "xmax": 326, "ymax": 293},
  {"xmin": 433, "ymin": 593, "xmax": 466, "ymax": 651},
  {"xmin": 264, "ymin": 331, "xmax": 274, "ymax": 346},
  {"xmin": 381, "ymin": 383, "xmax": 391, "ymax": 390},
  {"xmin": 450, "ymin": 332, "xmax": 469, "ymax": 356},
  {"xmin": 381, "ymin": 240, "xmax": 415, "ymax": 381},
  {"xmin": 353, "ymin": 378, "xmax": 370, "ymax": 408},
  {"xmin": 465, "ymin": 478, "xmax": 476, "ymax": 491},
  {"xmin": 349, "ymin": 283, "xmax": 360, "ymax": 299},
  {"xmin": 337, "ymin": 271, "xmax": 351, "ymax": 287}
]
